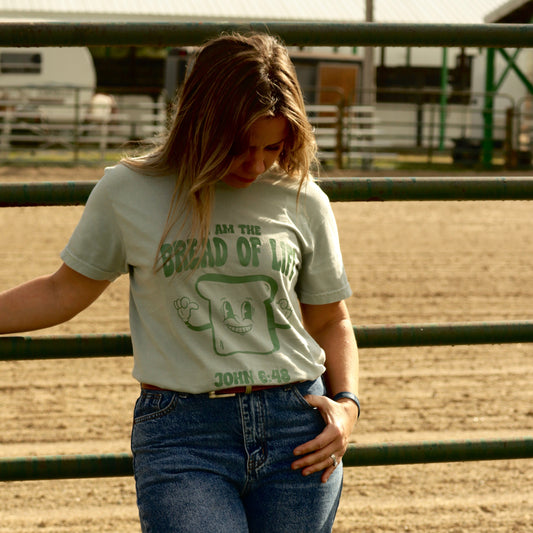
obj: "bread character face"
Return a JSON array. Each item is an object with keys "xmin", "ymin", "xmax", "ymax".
[{"xmin": 196, "ymin": 274, "xmax": 281, "ymax": 356}]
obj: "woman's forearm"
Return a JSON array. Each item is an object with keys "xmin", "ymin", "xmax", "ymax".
[
  {"xmin": 301, "ymin": 300, "xmax": 359, "ymax": 397},
  {"xmin": 320, "ymin": 317, "xmax": 359, "ymax": 398},
  {"xmin": 0, "ymin": 275, "xmax": 76, "ymax": 333},
  {"xmin": 0, "ymin": 264, "xmax": 110, "ymax": 334}
]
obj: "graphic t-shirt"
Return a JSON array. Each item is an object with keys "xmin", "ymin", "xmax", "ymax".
[{"xmin": 61, "ymin": 164, "xmax": 352, "ymax": 393}]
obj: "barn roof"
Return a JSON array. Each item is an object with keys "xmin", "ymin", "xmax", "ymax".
[
  {"xmin": 485, "ymin": 0, "xmax": 533, "ymax": 22},
  {"xmin": 0, "ymin": 0, "xmax": 508, "ymax": 24}
]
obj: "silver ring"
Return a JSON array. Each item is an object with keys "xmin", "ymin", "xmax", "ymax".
[{"xmin": 330, "ymin": 454, "xmax": 338, "ymax": 468}]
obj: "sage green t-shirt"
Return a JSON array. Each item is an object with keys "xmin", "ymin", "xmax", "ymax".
[{"xmin": 61, "ymin": 164, "xmax": 352, "ymax": 393}]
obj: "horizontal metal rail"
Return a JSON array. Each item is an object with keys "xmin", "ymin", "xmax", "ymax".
[
  {"xmin": 1, "ymin": 22, "xmax": 533, "ymax": 48},
  {"xmin": 2, "ymin": 321, "xmax": 533, "ymax": 361},
  {"xmin": 1, "ymin": 437, "xmax": 531, "ymax": 481},
  {"xmin": 0, "ymin": 453, "xmax": 132, "ymax": 482},
  {"xmin": 343, "ymin": 437, "xmax": 533, "ymax": 466},
  {"xmin": 0, "ymin": 333, "xmax": 132, "ymax": 360},
  {"xmin": 317, "ymin": 176, "xmax": 533, "ymax": 201},
  {"xmin": 354, "ymin": 320, "xmax": 533, "ymax": 348},
  {"xmin": 3, "ymin": 177, "xmax": 533, "ymax": 207},
  {"xmin": 0, "ymin": 181, "xmax": 95, "ymax": 207}
]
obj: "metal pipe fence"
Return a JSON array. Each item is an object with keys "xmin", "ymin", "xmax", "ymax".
[
  {"xmin": 1, "ymin": 22, "xmax": 533, "ymax": 48},
  {"xmin": 3, "ymin": 176, "xmax": 533, "ymax": 206},
  {"xmin": 0, "ymin": 21, "xmax": 532, "ymax": 484},
  {"xmin": 2, "ymin": 437, "xmax": 533, "ymax": 481},
  {"xmin": 2, "ymin": 320, "xmax": 533, "ymax": 361},
  {"xmin": 1, "ymin": 95, "xmax": 513, "ymax": 167},
  {"xmin": 2, "ymin": 88, "xmax": 515, "ymax": 167},
  {"xmin": 2, "ymin": 22, "xmax": 532, "ymax": 165},
  {"xmin": 1, "ymin": 176, "xmax": 533, "ymax": 480},
  {"xmin": 0, "ymin": 87, "xmax": 167, "ymax": 164}
]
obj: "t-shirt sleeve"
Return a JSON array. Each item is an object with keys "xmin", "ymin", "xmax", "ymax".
[
  {"xmin": 295, "ymin": 184, "xmax": 352, "ymax": 305},
  {"xmin": 60, "ymin": 172, "xmax": 128, "ymax": 281}
]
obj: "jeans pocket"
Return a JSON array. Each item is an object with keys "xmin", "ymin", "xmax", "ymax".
[
  {"xmin": 133, "ymin": 389, "xmax": 179, "ymax": 425},
  {"xmin": 289, "ymin": 381, "xmax": 323, "ymax": 411}
]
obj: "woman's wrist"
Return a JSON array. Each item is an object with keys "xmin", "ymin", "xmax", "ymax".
[{"xmin": 332, "ymin": 391, "xmax": 360, "ymax": 419}]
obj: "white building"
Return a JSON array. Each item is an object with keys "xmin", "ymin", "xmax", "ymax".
[{"xmin": 0, "ymin": 1, "xmax": 523, "ymax": 157}]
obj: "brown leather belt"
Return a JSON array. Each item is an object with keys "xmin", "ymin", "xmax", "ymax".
[{"xmin": 141, "ymin": 382, "xmax": 286, "ymax": 398}]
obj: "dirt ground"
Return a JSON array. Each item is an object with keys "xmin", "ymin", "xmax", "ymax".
[{"xmin": 0, "ymin": 165, "xmax": 532, "ymax": 532}]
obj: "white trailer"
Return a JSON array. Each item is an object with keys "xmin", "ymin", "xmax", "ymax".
[
  {"xmin": 0, "ymin": 47, "xmax": 96, "ymax": 118},
  {"xmin": 0, "ymin": 47, "xmax": 108, "ymax": 149}
]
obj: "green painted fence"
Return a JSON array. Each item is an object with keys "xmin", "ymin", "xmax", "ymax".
[
  {"xmin": 2, "ymin": 320, "xmax": 533, "ymax": 362},
  {"xmin": 1, "ymin": 21, "xmax": 533, "ymax": 48},
  {"xmin": 2, "ymin": 176, "xmax": 533, "ymax": 206},
  {"xmin": 0, "ymin": 20, "xmax": 531, "ymax": 483},
  {"xmin": 2, "ymin": 438, "xmax": 533, "ymax": 481}
]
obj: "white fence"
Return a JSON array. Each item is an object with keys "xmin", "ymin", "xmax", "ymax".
[
  {"xmin": 307, "ymin": 104, "xmax": 393, "ymax": 166},
  {"xmin": 0, "ymin": 87, "xmax": 166, "ymax": 160},
  {"xmin": 6, "ymin": 86, "xmax": 516, "ymax": 168}
]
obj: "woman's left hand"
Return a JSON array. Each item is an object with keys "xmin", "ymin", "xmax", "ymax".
[{"xmin": 291, "ymin": 394, "xmax": 359, "ymax": 483}]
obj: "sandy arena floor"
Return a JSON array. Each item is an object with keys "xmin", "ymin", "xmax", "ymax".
[{"xmin": 0, "ymin": 165, "xmax": 532, "ymax": 532}]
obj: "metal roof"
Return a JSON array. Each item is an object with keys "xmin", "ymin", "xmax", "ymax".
[
  {"xmin": 485, "ymin": 0, "xmax": 533, "ymax": 22},
  {"xmin": 0, "ymin": 0, "xmax": 509, "ymax": 24},
  {"xmin": 375, "ymin": 0, "xmax": 506, "ymax": 24}
]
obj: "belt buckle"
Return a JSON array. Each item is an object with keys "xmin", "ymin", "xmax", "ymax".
[
  {"xmin": 208, "ymin": 390, "xmax": 237, "ymax": 399},
  {"xmin": 208, "ymin": 385, "xmax": 253, "ymax": 398}
]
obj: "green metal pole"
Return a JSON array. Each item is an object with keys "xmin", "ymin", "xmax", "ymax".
[
  {"xmin": 498, "ymin": 48, "xmax": 533, "ymax": 94},
  {"xmin": 482, "ymin": 48, "xmax": 496, "ymax": 168},
  {"xmin": 317, "ymin": 176, "xmax": 533, "ymax": 201},
  {"xmin": 2, "ymin": 321, "xmax": 533, "ymax": 361},
  {"xmin": 343, "ymin": 437, "xmax": 533, "ymax": 467},
  {"xmin": 1, "ymin": 438, "xmax": 532, "ymax": 480},
  {"xmin": 0, "ymin": 453, "xmax": 133, "ymax": 481},
  {"xmin": 439, "ymin": 47, "xmax": 448, "ymax": 150},
  {"xmin": 4, "ymin": 177, "xmax": 533, "ymax": 206},
  {"xmin": 352, "ymin": 320, "xmax": 533, "ymax": 348},
  {"xmin": 494, "ymin": 48, "xmax": 522, "ymax": 92},
  {"xmin": 0, "ymin": 333, "xmax": 133, "ymax": 360},
  {"xmin": 1, "ymin": 22, "xmax": 533, "ymax": 48},
  {"xmin": 0, "ymin": 181, "xmax": 97, "ymax": 206}
]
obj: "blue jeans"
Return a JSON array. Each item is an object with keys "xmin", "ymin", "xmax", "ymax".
[{"xmin": 131, "ymin": 379, "xmax": 343, "ymax": 533}]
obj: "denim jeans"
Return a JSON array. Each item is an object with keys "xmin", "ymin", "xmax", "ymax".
[{"xmin": 131, "ymin": 378, "xmax": 343, "ymax": 533}]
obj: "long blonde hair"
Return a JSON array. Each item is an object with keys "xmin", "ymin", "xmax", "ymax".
[{"xmin": 122, "ymin": 32, "xmax": 316, "ymax": 267}]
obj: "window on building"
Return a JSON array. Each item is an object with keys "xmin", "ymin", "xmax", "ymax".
[{"xmin": 0, "ymin": 53, "xmax": 42, "ymax": 74}]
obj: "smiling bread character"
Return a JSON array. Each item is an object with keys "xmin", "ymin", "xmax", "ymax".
[{"xmin": 174, "ymin": 274, "xmax": 291, "ymax": 356}]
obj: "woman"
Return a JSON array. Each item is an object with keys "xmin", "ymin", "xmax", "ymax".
[{"xmin": 0, "ymin": 33, "xmax": 359, "ymax": 532}]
